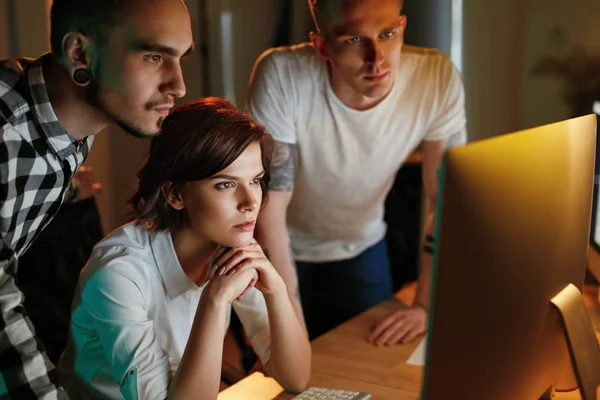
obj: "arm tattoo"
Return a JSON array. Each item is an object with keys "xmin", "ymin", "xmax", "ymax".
[{"xmin": 269, "ymin": 141, "xmax": 296, "ymax": 191}]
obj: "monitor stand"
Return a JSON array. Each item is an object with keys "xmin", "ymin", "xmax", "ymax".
[
  {"xmin": 540, "ymin": 283, "xmax": 600, "ymax": 400},
  {"xmin": 587, "ymin": 247, "xmax": 600, "ymax": 331},
  {"xmin": 539, "ymin": 386, "xmax": 554, "ymax": 400}
]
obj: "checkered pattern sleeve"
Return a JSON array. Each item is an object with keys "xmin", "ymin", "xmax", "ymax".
[
  {"xmin": 0, "ymin": 237, "xmax": 68, "ymax": 399},
  {"xmin": 0, "ymin": 56, "xmax": 91, "ymax": 399},
  {"xmin": 0, "ymin": 118, "xmax": 72, "ymax": 399}
]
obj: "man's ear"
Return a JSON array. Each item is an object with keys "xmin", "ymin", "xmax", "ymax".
[
  {"xmin": 400, "ymin": 14, "xmax": 407, "ymax": 33},
  {"xmin": 309, "ymin": 31, "xmax": 331, "ymax": 61},
  {"xmin": 62, "ymin": 32, "xmax": 95, "ymax": 86},
  {"xmin": 162, "ymin": 182, "xmax": 185, "ymax": 211}
]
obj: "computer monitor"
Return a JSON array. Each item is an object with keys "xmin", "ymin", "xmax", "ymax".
[
  {"xmin": 422, "ymin": 115, "xmax": 600, "ymax": 400},
  {"xmin": 587, "ymin": 107, "xmax": 600, "ymax": 280}
]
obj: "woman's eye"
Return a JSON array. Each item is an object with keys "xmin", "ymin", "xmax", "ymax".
[
  {"xmin": 215, "ymin": 182, "xmax": 234, "ymax": 189},
  {"xmin": 251, "ymin": 178, "xmax": 262, "ymax": 185}
]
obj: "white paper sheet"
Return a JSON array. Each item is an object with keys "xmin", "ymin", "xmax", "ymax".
[{"xmin": 406, "ymin": 335, "xmax": 427, "ymax": 366}]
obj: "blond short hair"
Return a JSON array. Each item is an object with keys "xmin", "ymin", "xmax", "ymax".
[{"xmin": 308, "ymin": 0, "xmax": 403, "ymax": 35}]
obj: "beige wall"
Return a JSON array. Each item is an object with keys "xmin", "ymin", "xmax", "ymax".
[
  {"xmin": 521, "ymin": 0, "xmax": 600, "ymax": 129},
  {"xmin": 462, "ymin": 0, "xmax": 527, "ymax": 142},
  {"xmin": 201, "ymin": 0, "xmax": 311, "ymax": 107},
  {"xmin": 462, "ymin": 0, "xmax": 600, "ymax": 141},
  {"xmin": 0, "ymin": 0, "xmax": 49, "ymax": 58},
  {"xmin": 202, "ymin": 0, "xmax": 278, "ymax": 106}
]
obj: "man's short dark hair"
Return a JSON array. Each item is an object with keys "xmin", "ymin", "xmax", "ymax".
[
  {"xmin": 49, "ymin": 0, "xmax": 124, "ymax": 58},
  {"xmin": 308, "ymin": 0, "xmax": 343, "ymax": 34},
  {"xmin": 308, "ymin": 0, "xmax": 403, "ymax": 35}
]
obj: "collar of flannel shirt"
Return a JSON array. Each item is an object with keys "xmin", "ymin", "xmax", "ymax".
[
  {"xmin": 27, "ymin": 53, "xmax": 84, "ymax": 161},
  {"xmin": 2, "ymin": 53, "xmax": 88, "ymax": 161}
]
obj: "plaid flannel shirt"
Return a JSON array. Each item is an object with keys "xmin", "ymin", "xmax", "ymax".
[{"xmin": 0, "ymin": 54, "xmax": 93, "ymax": 399}]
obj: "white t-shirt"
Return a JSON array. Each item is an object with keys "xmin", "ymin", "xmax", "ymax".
[
  {"xmin": 58, "ymin": 223, "xmax": 271, "ymax": 399},
  {"xmin": 247, "ymin": 43, "xmax": 466, "ymax": 262}
]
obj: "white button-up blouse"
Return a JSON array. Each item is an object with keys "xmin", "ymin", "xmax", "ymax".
[{"xmin": 58, "ymin": 223, "xmax": 271, "ymax": 399}]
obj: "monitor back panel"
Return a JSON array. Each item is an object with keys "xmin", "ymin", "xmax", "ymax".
[{"xmin": 423, "ymin": 115, "xmax": 597, "ymax": 400}]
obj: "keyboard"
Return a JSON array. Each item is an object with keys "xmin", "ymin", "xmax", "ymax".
[{"xmin": 292, "ymin": 387, "xmax": 371, "ymax": 400}]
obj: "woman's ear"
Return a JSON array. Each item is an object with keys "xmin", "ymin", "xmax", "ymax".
[{"xmin": 162, "ymin": 182, "xmax": 185, "ymax": 210}]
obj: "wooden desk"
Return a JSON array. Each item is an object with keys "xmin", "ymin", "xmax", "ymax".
[{"xmin": 218, "ymin": 285, "xmax": 600, "ymax": 400}]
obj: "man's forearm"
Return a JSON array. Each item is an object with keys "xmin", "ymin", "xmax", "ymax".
[
  {"xmin": 257, "ymin": 230, "xmax": 307, "ymax": 333},
  {"xmin": 414, "ymin": 212, "xmax": 435, "ymax": 308},
  {"xmin": 256, "ymin": 140, "xmax": 306, "ymax": 330},
  {"xmin": 418, "ymin": 138, "xmax": 449, "ymax": 309},
  {"xmin": 415, "ymin": 252, "xmax": 432, "ymax": 308},
  {"xmin": 269, "ymin": 244, "xmax": 307, "ymax": 333},
  {"xmin": 266, "ymin": 237, "xmax": 297, "ymax": 294}
]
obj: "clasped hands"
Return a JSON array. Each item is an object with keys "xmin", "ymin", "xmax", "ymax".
[{"xmin": 207, "ymin": 240, "xmax": 285, "ymax": 303}]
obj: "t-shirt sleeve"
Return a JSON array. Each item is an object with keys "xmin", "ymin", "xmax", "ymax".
[
  {"xmin": 246, "ymin": 49, "xmax": 297, "ymax": 145},
  {"xmin": 424, "ymin": 54, "xmax": 467, "ymax": 142}
]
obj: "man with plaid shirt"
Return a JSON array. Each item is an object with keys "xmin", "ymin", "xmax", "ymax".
[{"xmin": 0, "ymin": 0, "xmax": 193, "ymax": 398}]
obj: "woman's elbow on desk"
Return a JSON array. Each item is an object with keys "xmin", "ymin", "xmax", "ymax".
[{"xmin": 265, "ymin": 357, "xmax": 311, "ymax": 394}]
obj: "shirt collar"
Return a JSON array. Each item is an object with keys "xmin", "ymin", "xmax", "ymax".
[
  {"xmin": 28, "ymin": 53, "xmax": 80, "ymax": 161},
  {"xmin": 149, "ymin": 229, "xmax": 198, "ymax": 300}
]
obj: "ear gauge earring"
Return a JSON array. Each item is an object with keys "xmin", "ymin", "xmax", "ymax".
[{"xmin": 73, "ymin": 68, "xmax": 91, "ymax": 86}]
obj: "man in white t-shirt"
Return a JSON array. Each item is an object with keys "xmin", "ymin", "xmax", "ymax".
[{"xmin": 247, "ymin": 0, "xmax": 466, "ymax": 345}]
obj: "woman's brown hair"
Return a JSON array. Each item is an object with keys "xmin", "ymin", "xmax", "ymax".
[{"xmin": 128, "ymin": 97, "xmax": 273, "ymax": 231}]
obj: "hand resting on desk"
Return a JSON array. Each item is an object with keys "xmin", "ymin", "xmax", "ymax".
[{"xmin": 367, "ymin": 305, "xmax": 427, "ymax": 346}]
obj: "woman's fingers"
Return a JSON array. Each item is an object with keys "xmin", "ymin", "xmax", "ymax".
[
  {"xmin": 225, "ymin": 266, "xmax": 258, "ymax": 299},
  {"xmin": 236, "ymin": 274, "xmax": 258, "ymax": 301},
  {"xmin": 213, "ymin": 242, "xmax": 264, "ymax": 267},
  {"xmin": 215, "ymin": 248, "xmax": 264, "ymax": 276}
]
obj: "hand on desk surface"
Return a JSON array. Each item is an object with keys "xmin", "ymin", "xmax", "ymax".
[{"xmin": 367, "ymin": 305, "xmax": 427, "ymax": 346}]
